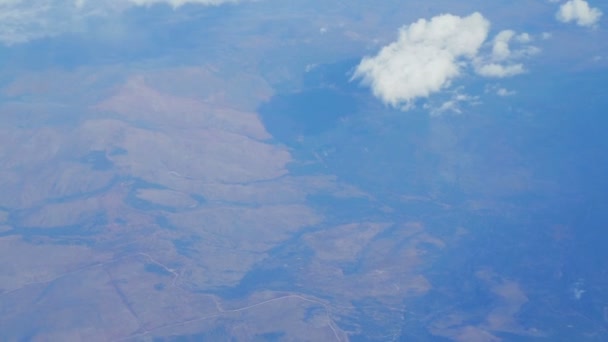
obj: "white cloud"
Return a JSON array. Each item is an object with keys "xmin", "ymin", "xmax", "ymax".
[
  {"xmin": 491, "ymin": 30, "xmax": 516, "ymax": 61},
  {"xmin": 484, "ymin": 84, "xmax": 516, "ymax": 96},
  {"xmin": 515, "ymin": 32, "xmax": 531, "ymax": 43},
  {"xmin": 496, "ymin": 88, "xmax": 516, "ymax": 96},
  {"xmin": 352, "ymin": 12, "xmax": 490, "ymax": 109},
  {"xmin": 428, "ymin": 91, "xmax": 480, "ymax": 116},
  {"xmin": 353, "ymin": 13, "xmax": 537, "ymax": 110},
  {"xmin": 556, "ymin": 0, "xmax": 602, "ymax": 27},
  {"xmin": 473, "ymin": 29, "xmax": 538, "ymax": 78},
  {"xmin": 0, "ymin": 0, "xmax": 237, "ymax": 45},
  {"xmin": 475, "ymin": 63, "xmax": 525, "ymax": 78}
]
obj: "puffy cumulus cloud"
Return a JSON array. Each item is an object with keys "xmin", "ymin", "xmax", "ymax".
[
  {"xmin": 353, "ymin": 13, "xmax": 537, "ymax": 110},
  {"xmin": 556, "ymin": 0, "xmax": 602, "ymax": 27},
  {"xmin": 0, "ymin": 0, "xmax": 237, "ymax": 45},
  {"xmin": 352, "ymin": 13, "xmax": 490, "ymax": 109}
]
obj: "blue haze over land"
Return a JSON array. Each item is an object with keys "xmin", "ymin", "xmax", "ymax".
[{"xmin": 0, "ymin": 0, "xmax": 607, "ymax": 340}]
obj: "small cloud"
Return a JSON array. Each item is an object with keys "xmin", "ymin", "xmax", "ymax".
[
  {"xmin": 473, "ymin": 29, "xmax": 538, "ymax": 78},
  {"xmin": 496, "ymin": 88, "xmax": 516, "ymax": 96},
  {"xmin": 428, "ymin": 91, "xmax": 480, "ymax": 116},
  {"xmin": 515, "ymin": 33, "xmax": 532, "ymax": 43},
  {"xmin": 305, "ymin": 63, "xmax": 318, "ymax": 72},
  {"xmin": 491, "ymin": 30, "xmax": 517, "ymax": 61},
  {"xmin": 352, "ymin": 12, "xmax": 490, "ymax": 109},
  {"xmin": 556, "ymin": 0, "xmax": 602, "ymax": 27},
  {"xmin": 476, "ymin": 63, "xmax": 525, "ymax": 78},
  {"xmin": 484, "ymin": 84, "xmax": 516, "ymax": 96}
]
